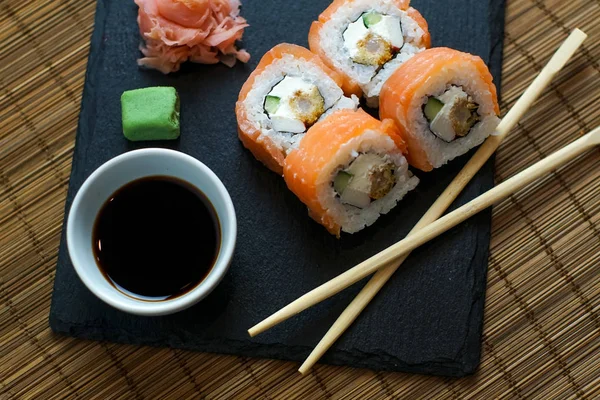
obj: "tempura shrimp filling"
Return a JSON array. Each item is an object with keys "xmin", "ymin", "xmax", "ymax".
[
  {"xmin": 313, "ymin": 130, "xmax": 419, "ymax": 233},
  {"xmin": 333, "ymin": 153, "xmax": 397, "ymax": 209},
  {"xmin": 243, "ymin": 54, "xmax": 358, "ymax": 154},
  {"xmin": 422, "ymin": 85, "xmax": 481, "ymax": 143},
  {"xmin": 315, "ymin": 0, "xmax": 429, "ymax": 105},
  {"xmin": 403, "ymin": 60, "xmax": 501, "ymax": 169},
  {"xmin": 264, "ymin": 76, "xmax": 326, "ymax": 134},
  {"xmin": 343, "ymin": 12, "xmax": 404, "ymax": 67}
]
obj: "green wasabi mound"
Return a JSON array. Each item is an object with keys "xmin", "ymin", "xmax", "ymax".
[{"xmin": 121, "ymin": 86, "xmax": 180, "ymax": 141}]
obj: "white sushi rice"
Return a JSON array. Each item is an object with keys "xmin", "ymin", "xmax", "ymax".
[
  {"xmin": 317, "ymin": 0, "xmax": 427, "ymax": 104},
  {"xmin": 315, "ymin": 130, "xmax": 419, "ymax": 234},
  {"xmin": 408, "ymin": 63, "xmax": 501, "ymax": 168},
  {"xmin": 241, "ymin": 54, "xmax": 359, "ymax": 155}
]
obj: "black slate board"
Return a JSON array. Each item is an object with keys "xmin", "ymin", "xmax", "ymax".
[{"xmin": 50, "ymin": 0, "xmax": 505, "ymax": 377}]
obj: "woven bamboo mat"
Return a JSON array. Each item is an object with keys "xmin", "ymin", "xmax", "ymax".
[{"xmin": 1, "ymin": 0, "xmax": 599, "ymax": 398}]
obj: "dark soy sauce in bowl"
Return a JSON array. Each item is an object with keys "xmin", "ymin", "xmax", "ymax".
[{"xmin": 92, "ymin": 176, "xmax": 220, "ymax": 301}]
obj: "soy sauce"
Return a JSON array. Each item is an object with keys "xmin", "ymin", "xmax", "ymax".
[{"xmin": 93, "ymin": 176, "xmax": 220, "ymax": 300}]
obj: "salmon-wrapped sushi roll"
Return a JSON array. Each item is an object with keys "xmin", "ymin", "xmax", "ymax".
[
  {"xmin": 380, "ymin": 47, "xmax": 501, "ymax": 172},
  {"xmin": 236, "ymin": 43, "xmax": 359, "ymax": 175},
  {"xmin": 284, "ymin": 109, "xmax": 419, "ymax": 236},
  {"xmin": 309, "ymin": 0, "xmax": 431, "ymax": 107}
]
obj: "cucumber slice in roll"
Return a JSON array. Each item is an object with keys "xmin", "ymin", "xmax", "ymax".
[
  {"xmin": 424, "ymin": 97, "xmax": 444, "ymax": 122},
  {"xmin": 334, "ymin": 171, "xmax": 353, "ymax": 194},
  {"xmin": 363, "ymin": 12, "xmax": 383, "ymax": 28},
  {"xmin": 264, "ymin": 96, "xmax": 281, "ymax": 115}
]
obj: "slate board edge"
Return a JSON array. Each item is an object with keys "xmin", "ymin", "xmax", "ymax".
[
  {"xmin": 49, "ymin": 0, "xmax": 105, "ymax": 316},
  {"xmin": 458, "ymin": 0, "xmax": 507, "ymax": 376},
  {"xmin": 48, "ymin": 0, "xmax": 507, "ymax": 378},
  {"xmin": 49, "ymin": 316, "xmax": 471, "ymax": 377}
]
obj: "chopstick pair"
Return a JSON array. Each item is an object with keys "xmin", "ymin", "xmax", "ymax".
[{"xmin": 248, "ymin": 29, "xmax": 589, "ymax": 373}]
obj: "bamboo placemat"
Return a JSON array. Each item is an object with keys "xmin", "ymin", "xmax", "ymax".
[{"xmin": 1, "ymin": 0, "xmax": 599, "ymax": 398}]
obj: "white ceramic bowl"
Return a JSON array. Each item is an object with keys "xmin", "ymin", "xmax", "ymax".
[{"xmin": 66, "ymin": 148, "xmax": 236, "ymax": 316}]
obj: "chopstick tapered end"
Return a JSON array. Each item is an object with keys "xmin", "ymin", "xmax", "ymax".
[
  {"xmin": 572, "ymin": 28, "xmax": 588, "ymax": 41},
  {"xmin": 248, "ymin": 317, "xmax": 274, "ymax": 337},
  {"xmin": 298, "ymin": 347, "xmax": 323, "ymax": 375},
  {"xmin": 546, "ymin": 29, "xmax": 587, "ymax": 72},
  {"xmin": 298, "ymin": 363, "xmax": 311, "ymax": 375}
]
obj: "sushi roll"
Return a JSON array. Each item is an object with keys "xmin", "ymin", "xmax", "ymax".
[
  {"xmin": 284, "ymin": 108, "xmax": 419, "ymax": 236},
  {"xmin": 379, "ymin": 47, "xmax": 501, "ymax": 172},
  {"xmin": 236, "ymin": 43, "xmax": 359, "ymax": 175},
  {"xmin": 308, "ymin": 0, "xmax": 431, "ymax": 107}
]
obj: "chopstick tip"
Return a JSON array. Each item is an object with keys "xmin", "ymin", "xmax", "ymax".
[
  {"xmin": 572, "ymin": 28, "xmax": 588, "ymax": 40},
  {"xmin": 298, "ymin": 364, "xmax": 310, "ymax": 375}
]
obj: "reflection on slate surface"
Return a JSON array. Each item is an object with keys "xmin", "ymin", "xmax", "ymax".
[{"xmin": 50, "ymin": 0, "xmax": 505, "ymax": 376}]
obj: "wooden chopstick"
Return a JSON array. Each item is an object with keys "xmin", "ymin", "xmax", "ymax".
[
  {"xmin": 251, "ymin": 124, "xmax": 599, "ymax": 344},
  {"xmin": 247, "ymin": 29, "xmax": 587, "ymax": 340},
  {"xmin": 295, "ymin": 28, "xmax": 588, "ymax": 374}
]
